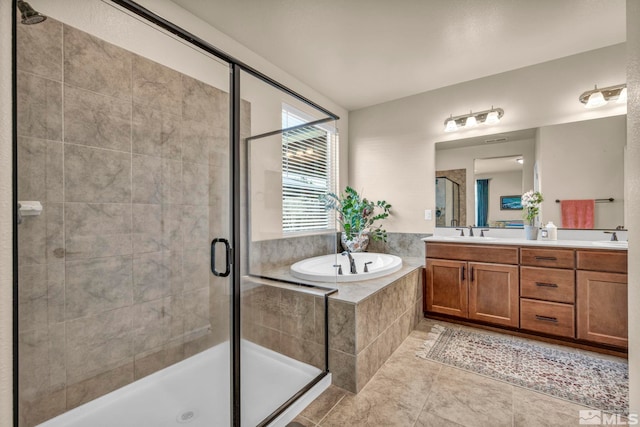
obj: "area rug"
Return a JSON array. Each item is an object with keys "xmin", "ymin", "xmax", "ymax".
[{"xmin": 416, "ymin": 325, "xmax": 628, "ymax": 413}]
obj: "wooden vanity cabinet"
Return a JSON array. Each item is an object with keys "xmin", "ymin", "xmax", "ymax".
[
  {"xmin": 576, "ymin": 250, "xmax": 628, "ymax": 348},
  {"xmin": 426, "ymin": 244, "xmax": 519, "ymax": 327}
]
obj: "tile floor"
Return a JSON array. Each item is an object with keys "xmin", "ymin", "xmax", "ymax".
[{"xmin": 291, "ymin": 319, "xmax": 625, "ymax": 427}]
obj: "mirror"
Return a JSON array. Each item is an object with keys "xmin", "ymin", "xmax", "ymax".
[{"xmin": 435, "ymin": 115, "xmax": 626, "ymax": 229}]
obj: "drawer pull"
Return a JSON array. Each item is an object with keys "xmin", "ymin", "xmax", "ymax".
[
  {"xmin": 535, "ymin": 256, "xmax": 557, "ymax": 261},
  {"xmin": 535, "ymin": 314, "xmax": 558, "ymax": 323},
  {"xmin": 535, "ymin": 282, "xmax": 559, "ymax": 288}
]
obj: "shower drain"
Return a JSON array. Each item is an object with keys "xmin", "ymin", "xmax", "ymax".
[{"xmin": 176, "ymin": 409, "xmax": 198, "ymax": 424}]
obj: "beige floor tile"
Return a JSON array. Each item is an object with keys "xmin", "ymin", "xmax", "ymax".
[
  {"xmin": 300, "ymin": 385, "xmax": 350, "ymax": 423},
  {"xmin": 513, "ymin": 387, "xmax": 594, "ymax": 427},
  {"xmin": 289, "ymin": 414, "xmax": 317, "ymax": 426},
  {"xmin": 414, "ymin": 411, "xmax": 466, "ymax": 427},
  {"xmin": 422, "ymin": 366, "xmax": 513, "ymax": 427},
  {"xmin": 319, "ymin": 387, "xmax": 421, "ymax": 427}
]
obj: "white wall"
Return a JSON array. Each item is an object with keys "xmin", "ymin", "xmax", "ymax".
[
  {"xmin": 349, "ymin": 44, "xmax": 626, "ymax": 233},
  {"xmin": 0, "ymin": 1, "xmax": 13, "ymax": 424},
  {"xmin": 476, "ymin": 171, "xmax": 524, "ymax": 224},
  {"xmin": 626, "ymin": 0, "xmax": 639, "ymax": 413},
  {"xmin": 537, "ymin": 115, "xmax": 626, "ymax": 228},
  {"xmin": 436, "ymin": 138, "xmax": 535, "ymax": 227}
]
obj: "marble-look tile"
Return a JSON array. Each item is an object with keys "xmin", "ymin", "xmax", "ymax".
[
  {"xmin": 17, "ymin": 17, "xmax": 63, "ymax": 80},
  {"xmin": 132, "ymin": 154, "xmax": 162, "ymax": 204},
  {"xmin": 65, "ymin": 306, "xmax": 134, "ymax": 384},
  {"xmin": 64, "ymin": 143, "xmax": 131, "ymax": 203},
  {"xmin": 183, "ymin": 161, "xmax": 209, "ymax": 206},
  {"xmin": 161, "ymin": 204, "xmax": 183, "ymax": 251},
  {"xmin": 65, "ymin": 256, "xmax": 133, "ymax": 319},
  {"xmin": 183, "ymin": 287, "xmax": 211, "ymax": 336},
  {"xmin": 133, "ymin": 252, "xmax": 171, "ymax": 303},
  {"xmin": 182, "ymin": 119, "xmax": 211, "ymax": 164},
  {"xmin": 328, "ymin": 350, "xmax": 356, "ymax": 392},
  {"xmin": 356, "ymin": 341, "xmax": 380, "ymax": 392},
  {"xmin": 243, "ymin": 323, "xmax": 280, "ymax": 353},
  {"xmin": 319, "ymin": 387, "xmax": 421, "ymax": 427},
  {"xmin": 132, "ymin": 104, "xmax": 181, "ymax": 159},
  {"xmin": 300, "ymin": 385, "xmax": 349, "ymax": 424},
  {"xmin": 65, "ymin": 203, "xmax": 131, "ymax": 260},
  {"xmin": 414, "ymin": 412, "xmax": 466, "ymax": 427},
  {"xmin": 47, "ymin": 262, "xmax": 65, "ymax": 324},
  {"xmin": 290, "ymin": 415, "xmax": 317, "ymax": 427},
  {"xmin": 19, "ymin": 327, "xmax": 66, "ymax": 400},
  {"xmin": 182, "ymin": 205, "xmax": 209, "ymax": 248},
  {"xmin": 18, "ymin": 264, "xmax": 48, "ymax": 332},
  {"xmin": 66, "ymin": 362, "xmax": 134, "ymax": 410},
  {"xmin": 355, "ymin": 292, "xmax": 381, "ymax": 353},
  {"xmin": 17, "ymin": 72, "xmax": 62, "ymax": 141},
  {"xmin": 183, "ymin": 330, "xmax": 216, "ymax": 358},
  {"xmin": 132, "ymin": 56, "xmax": 182, "ymax": 116},
  {"xmin": 132, "ymin": 203, "xmax": 162, "ymax": 253},
  {"xmin": 161, "ymin": 159, "xmax": 183, "ymax": 205},
  {"xmin": 64, "ymin": 85, "xmax": 131, "ymax": 152},
  {"xmin": 18, "ymin": 203, "xmax": 64, "ymax": 266},
  {"xmin": 132, "ymin": 296, "xmax": 184, "ymax": 354},
  {"xmin": 18, "ymin": 137, "xmax": 63, "ymax": 202},
  {"xmin": 64, "ymin": 25, "xmax": 131, "ymax": 99},
  {"xmin": 314, "ymin": 296, "xmax": 326, "ymax": 345},
  {"xmin": 367, "ymin": 232, "xmax": 427, "ymax": 258},
  {"xmin": 328, "ymin": 300, "xmax": 356, "ymax": 354},
  {"xmin": 134, "ymin": 342, "xmax": 184, "ymax": 380},
  {"xmin": 512, "ymin": 387, "xmax": 591, "ymax": 426},
  {"xmin": 280, "ymin": 334, "xmax": 324, "ymax": 370},
  {"xmin": 422, "ymin": 366, "xmax": 513, "ymax": 427},
  {"xmin": 19, "ymin": 387, "xmax": 66, "ymax": 427},
  {"xmin": 182, "ymin": 75, "xmax": 227, "ymax": 126},
  {"xmin": 281, "ymin": 290, "xmax": 316, "ymax": 340},
  {"xmin": 46, "ymin": 203, "xmax": 65, "ymax": 262},
  {"xmin": 183, "ymin": 248, "xmax": 210, "ymax": 291}
]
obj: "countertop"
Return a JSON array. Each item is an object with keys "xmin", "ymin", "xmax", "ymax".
[{"xmin": 422, "ymin": 236, "xmax": 628, "ymax": 251}]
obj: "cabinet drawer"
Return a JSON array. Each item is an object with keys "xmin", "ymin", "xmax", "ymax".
[
  {"xmin": 520, "ymin": 248, "xmax": 575, "ymax": 269},
  {"xmin": 426, "ymin": 243, "xmax": 518, "ymax": 264},
  {"xmin": 520, "ymin": 298, "xmax": 575, "ymax": 338},
  {"xmin": 577, "ymin": 250, "xmax": 627, "ymax": 274},
  {"xmin": 520, "ymin": 266, "xmax": 575, "ymax": 304}
]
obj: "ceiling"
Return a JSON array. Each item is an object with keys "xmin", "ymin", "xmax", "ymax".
[
  {"xmin": 474, "ymin": 155, "xmax": 524, "ymax": 174},
  {"xmin": 169, "ymin": 0, "xmax": 626, "ymax": 111}
]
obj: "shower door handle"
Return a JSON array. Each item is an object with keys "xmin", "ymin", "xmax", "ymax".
[{"xmin": 211, "ymin": 238, "xmax": 232, "ymax": 277}]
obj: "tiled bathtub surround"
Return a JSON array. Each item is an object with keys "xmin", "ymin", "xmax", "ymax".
[
  {"xmin": 16, "ymin": 18, "xmax": 242, "ymax": 426},
  {"xmin": 249, "ymin": 232, "xmax": 337, "ymax": 272},
  {"xmin": 367, "ymin": 232, "xmax": 430, "ymax": 258}
]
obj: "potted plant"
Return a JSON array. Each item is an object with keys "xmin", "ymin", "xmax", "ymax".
[
  {"xmin": 320, "ymin": 186, "xmax": 392, "ymax": 252},
  {"xmin": 521, "ymin": 190, "xmax": 543, "ymax": 240}
]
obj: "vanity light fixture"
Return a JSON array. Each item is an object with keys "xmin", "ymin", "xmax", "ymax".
[
  {"xmin": 443, "ymin": 107, "xmax": 504, "ymax": 132},
  {"xmin": 579, "ymin": 84, "xmax": 627, "ymax": 108}
]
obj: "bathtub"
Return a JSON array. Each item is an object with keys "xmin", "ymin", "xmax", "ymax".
[
  {"xmin": 290, "ymin": 252, "xmax": 403, "ymax": 282},
  {"xmin": 38, "ymin": 340, "xmax": 328, "ymax": 427}
]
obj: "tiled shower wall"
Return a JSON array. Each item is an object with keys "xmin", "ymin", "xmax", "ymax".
[{"xmin": 17, "ymin": 18, "xmax": 242, "ymax": 426}]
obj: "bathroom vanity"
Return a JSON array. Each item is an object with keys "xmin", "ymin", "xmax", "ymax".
[{"xmin": 423, "ymin": 237, "xmax": 628, "ymax": 352}]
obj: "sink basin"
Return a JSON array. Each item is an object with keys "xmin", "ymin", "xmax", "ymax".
[{"xmin": 591, "ymin": 241, "xmax": 628, "ymax": 248}]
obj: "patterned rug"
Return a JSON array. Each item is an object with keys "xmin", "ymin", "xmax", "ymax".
[{"xmin": 416, "ymin": 324, "xmax": 629, "ymax": 413}]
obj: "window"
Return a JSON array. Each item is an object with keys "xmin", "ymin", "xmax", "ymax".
[{"xmin": 282, "ymin": 106, "xmax": 337, "ymax": 233}]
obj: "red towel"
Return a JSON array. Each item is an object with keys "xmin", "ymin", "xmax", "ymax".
[{"xmin": 561, "ymin": 200, "xmax": 595, "ymax": 229}]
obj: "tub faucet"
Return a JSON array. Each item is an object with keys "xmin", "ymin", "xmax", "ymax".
[{"xmin": 341, "ymin": 251, "xmax": 357, "ymax": 274}]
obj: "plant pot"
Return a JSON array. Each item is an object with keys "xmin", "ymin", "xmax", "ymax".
[
  {"xmin": 341, "ymin": 231, "xmax": 370, "ymax": 252},
  {"xmin": 524, "ymin": 225, "xmax": 539, "ymax": 240}
]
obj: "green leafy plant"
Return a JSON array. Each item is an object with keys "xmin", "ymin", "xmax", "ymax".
[{"xmin": 320, "ymin": 186, "xmax": 392, "ymax": 241}]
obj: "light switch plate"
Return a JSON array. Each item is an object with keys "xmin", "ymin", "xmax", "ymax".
[{"xmin": 424, "ymin": 209, "xmax": 432, "ymax": 220}]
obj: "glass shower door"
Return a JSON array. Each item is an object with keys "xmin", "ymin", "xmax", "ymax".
[{"xmin": 15, "ymin": 7, "xmax": 234, "ymax": 426}]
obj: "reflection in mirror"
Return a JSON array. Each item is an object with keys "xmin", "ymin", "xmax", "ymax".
[
  {"xmin": 435, "ymin": 115, "xmax": 626, "ymax": 230},
  {"xmin": 435, "ymin": 177, "xmax": 460, "ymax": 227}
]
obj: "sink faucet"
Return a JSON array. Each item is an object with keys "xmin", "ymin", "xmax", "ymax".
[
  {"xmin": 455, "ymin": 228, "xmax": 465, "ymax": 236},
  {"xmin": 604, "ymin": 231, "xmax": 618, "ymax": 241},
  {"xmin": 341, "ymin": 251, "xmax": 358, "ymax": 274},
  {"xmin": 468, "ymin": 226, "xmax": 474, "ymax": 237}
]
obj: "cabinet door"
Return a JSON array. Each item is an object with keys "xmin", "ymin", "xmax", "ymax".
[
  {"xmin": 577, "ymin": 270, "xmax": 628, "ymax": 348},
  {"xmin": 426, "ymin": 259, "xmax": 468, "ymax": 318},
  {"xmin": 468, "ymin": 262, "xmax": 519, "ymax": 327}
]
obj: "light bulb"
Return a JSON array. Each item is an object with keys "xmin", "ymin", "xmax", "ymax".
[
  {"xmin": 485, "ymin": 110, "xmax": 500, "ymax": 125},
  {"xmin": 617, "ymin": 87, "xmax": 627, "ymax": 104},
  {"xmin": 444, "ymin": 118, "xmax": 458, "ymax": 132},
  {"xmin": 585, "ymin": 89, "xmax": 607, "ymax": 108},
  {"xmin": 465, "ymin": 115, "xmax": 477, "ymax": 128}
]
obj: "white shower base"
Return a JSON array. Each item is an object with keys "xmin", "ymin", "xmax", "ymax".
[{"xmin": 38, "ymin": 340, "xmax": 326, "ymax": 427}]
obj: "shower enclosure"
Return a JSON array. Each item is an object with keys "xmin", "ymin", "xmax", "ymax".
[
  {"xmin": 435, "ymin": 177, "xmax": 461, "ymax": 227},
  {"xmin": 14, "ymin": 1, "xmax": 338, "ymax": 426}
]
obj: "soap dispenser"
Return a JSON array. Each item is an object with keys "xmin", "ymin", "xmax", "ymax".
[{"xmin": 546, "ymin": 221, "xmax": 558, "ymax": 241}]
